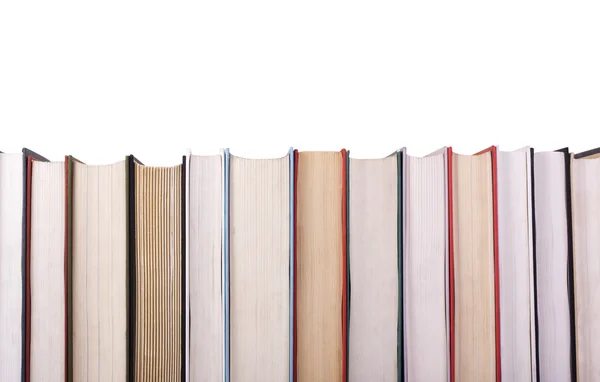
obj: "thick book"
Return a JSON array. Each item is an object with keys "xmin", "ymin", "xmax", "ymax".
[
  {"xmin": 228, "ymin": 150, "xmax": 293, "ymax": 382},
  {"xmin": 348, "ymin": 151, "xmax": 399, "ymax": 381},
  {"xmin": 68, "ymin": 156, "xmax": 128, "ymax": 381},
  {"xmin": 533, "ymin": 148, "xmax": 575, "ymax": 382},
  {"xmin": 497, "ymin": 147, "xmax": 537, "ymax": 382},
  {"xmin": 570, "ymin": 148, "xmax": 600, "ymax": 381},
  {"xmin": 25, "ymin": 154, "xmax": 66, "ymax": 382},
  {"xmin": 128, "ymin": 156, "xmax": 185, "ymax": 381},
  {"xmin": 294, "ymin": 150, "xmax": 347, "ymax": 382},
  {"xmin": 403, "ymin": 148, "xmax": 450, "ymax": 382},
  {"xmin": 0, "ymin": 150, "xmax": 30, "ymax": 382},
  {"xmin": 448, "ymin": 146, "xmax": 500, "ymax": 382},
  {"xmin": 186, "ymin": 151, "xmax": 224, "ymax": 382}
]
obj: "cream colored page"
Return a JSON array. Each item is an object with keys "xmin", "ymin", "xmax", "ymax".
[
  {"xmin": 534, "ymin": 152, "xmax": 571, "ymax": 382},
  {"xmin": 497, "ymin": 151, "xmax": 533, "ymax": 382},
  {"xmin": 452, "ymin": 153, "xmax": 495, "ymax": 382},
  {"xmin": 30, "ymin": 161, "xmax": 66, "ymax": 382},
  {"xmin": 572, "ymin": 157, "xmax": 600, "ymax": 381},
  {"xmin": 0, "ymin": 154, "xmax": 24, "ymax": 382},
  {"xmin": 229, "ymin": 155, "xmax": 290, "ymax": 382},
  {"xmin": 72, "ymin": 161, "xmax": 127, "ymax": 381},
  {"xmin": 348, "ymin": 156, "xmax": 397, "ymax": 382},
  {"xmin": 189, "ymin": 155, "xmax": 223, "ymax": 382},
  {"xmin": 296, "ymin": 152, "xmax": 343, "ymax": 382},
  {"xmin": 405, "ymin": 154, "xmax": 448, "ymax": 382},
  {"xmin": 134, "ymin": 164, "xmax": 182, "ymax": 382}
]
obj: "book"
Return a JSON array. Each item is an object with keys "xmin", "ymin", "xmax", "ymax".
[
  {"xmin": 0, "ymin": 150, "xmax": 27, "ymax": 381},
  {"xmin": 26, "ymin": 155, "xmax": 66, "ymax": 382},
  {"xmin": 186, "ymin": 152, "xmax": 224, "ymax": 382},
  {"xmin": 533, "ymin": 148, "xmax": 575, "ymax": 382},
  {"xmin": 68, "ymin": 156, "xmax": 128, "ymax": 381},
  {"xmin": 570, "ymin": 148, "xmax": 600, "ymax": 381},
  {"xmin": 448, "ymin": 146, "xmax": 499, "ymax": 382},
  {"xmin": 294, "ymin": 150, "xmax": 347, "ymax": 382},
  {"xmin": 228, "ymin": 150, "xmax": 293, "ymax": 381},
  {"xmin": 403, "ymin": 148, "xmax": 449, "ymax": 382},
  {"xmin": 347, "ymin": 151, "xmax": 399, "ymax": 381},
  {"xmin": 128, "ymin": 157, "xmax": 185, "ymax": 381},
  {"xmin": 11, "ymin": 143, "xmax": 600, "ymax": 380},
  {"xmin": 496, "ymin": 147, "xmax": 537, "ymax": 381}
]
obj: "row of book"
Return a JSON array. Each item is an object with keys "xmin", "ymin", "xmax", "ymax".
[{"xmin": 0, "ymin": 146, "xmax": 596, "ymax": 382}]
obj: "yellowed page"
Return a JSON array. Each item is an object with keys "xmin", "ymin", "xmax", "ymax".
[
  {"xmin": 453, "ymin": 153, "xmax": 495, "ymax": 382},
  {"xmin": 134, "ymin": 164, "xmax": 182, "ymax": 382},
  {"xmin": 572, "ymin": 155, "xmax": 600, "ymax": 381},
  {"xmin": 296, "ymin": 151, "xmax": 343, "ymax": 382}
]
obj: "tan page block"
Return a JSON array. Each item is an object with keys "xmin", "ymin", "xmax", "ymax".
[
  {"xmin": 453, "ymin": 153, "xmax": 495, "ymax": 382},
  {"xmin": 572, "ymin": 156, "xmax": 600, "ymax": 381},
  {"xmin": 296, "ymin": 151, "xmax": 343, "ymax": 382},
  {"xmin": 134, "ymin": 164, "xmax": 182, "ymax": 382}
]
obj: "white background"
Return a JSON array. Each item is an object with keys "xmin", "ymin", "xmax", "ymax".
[{"xmin": 1, "ymin": 0, "xmax": 599, "ymax": 165}]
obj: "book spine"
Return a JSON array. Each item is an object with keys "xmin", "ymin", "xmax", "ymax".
[
  {"xmin": 490, "ymin": 147, "xmax": 501, "ymax": 382},
  {"xmin": 292, "ymin": 149, "xmax": 299, "ymax": 382},
  {"xmin": 24, "ymin": 156, "xmax": 35, "ymax": 382},
  {"xmin": 288, "ymin": 147, "xmax": 294, "ymax": 382},
  {"xmin": 223, "ymin": 148, "xmax": 231, "ymax": 382},
  {"xmin": 64, "ymin": 157, "xmax": 73, "ymax": 382},
  {"xmin": 443, "ymin": 148, "xmax": 451, "ymax": 382},
  {"xmin": 446, "ymin": 147, "xmax": 455, "ymax": 382},
  {"xmin": 341, "ymin": 149, "xmax": 349, "ymax": 382},
  {"xmin": 126, "ymin": 155, "xmax": 136, "ymax": 382},
  {"xmin": 184, "ymin": 151, "xmax": 191, "ymax": 382},
  {"xmin": 397, "ymin": 150, "xmax": 404, "ymax": 382},
  {"xmin": 528, "ymin": 148, "xmax": 540, "ymax": 382},
  {"xmin": 181, "ymin": 155, "xmax": 187, "ymax": 382},
  {"xmin": 562, "ymin": 150, "xmax": 576, "ymax": 382}
]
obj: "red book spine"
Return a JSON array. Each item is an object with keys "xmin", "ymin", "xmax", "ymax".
[
  {"xmin": 446, "ymin": 147, "xmax": 455, "ymax": 382},
  {"xmin": 490, "ymin": 148, "xmax": 501, "ymax": 382}
]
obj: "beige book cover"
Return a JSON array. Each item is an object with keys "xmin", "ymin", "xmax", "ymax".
[
  {"xmin": 571, "ymin": 148, "xmax": 600, "ymax": 381},
  {"xmin": 0, "ymin": 153, "xmax": 24, "ymax": 381},
  {"xmin": 534, "ymin": 151, "xmax": 573, "ymax": 382},
  {"xmin": 187, "ymin": 154, "xmax": 224, "ymax": 382},
  {"xmin": 29, "ymin": 160, "xmax": 66, "ymax": 382},
  {"xmin": 71, "ymin": 160, "xmax": 127, "ymax": 381},
  {"xmin": 348, "ymin": 154, "xmax": 398, "ymax": 382},
  {"xmin": 229, "ymin": 153, "xmax": 290, "ymax": 382},
  {"xmin": 404, "ymin": 149, "xmax": 449, "ymax": 382},
  {"xmin": 497, "ymin": 147, "xmax": 535, "ymax": 382},
  {"xmin": 295, "ymin": 151, "xmax": 345, "ymax": 382},
  {"xmin": 451, "ymin": 150, "xmax": 496, "ymax": 382}
]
